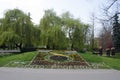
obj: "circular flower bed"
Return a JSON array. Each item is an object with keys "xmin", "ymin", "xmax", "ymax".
[
  {"xmin": 50, "ymin": 55, "xmax": 68, "ymax": 61},
  {"xmin": 31, "ymin": 51, "xmax": 89, "ymax": 68}
]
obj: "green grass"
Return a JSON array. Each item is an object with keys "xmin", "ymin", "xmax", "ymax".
[
  {"xmin": 0, "ymin": 51, "xmax": 37, "ymax": 67},
  {"xmin": 0, "ymin": 51, "xmax": 120, "ymax": 70},
  {"xmin": 80, "ymin": 52, "xmax": 120, "ymax": 70}
]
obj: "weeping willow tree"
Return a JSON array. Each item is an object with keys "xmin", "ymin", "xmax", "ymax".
[
  {"xmin": 39, "ymin": 10, "xmax": 90, "ymax": 50},
  {"xmin": 0, "ymin": 31, "xmax": 20, "ymax": 49},
  {"xmin": 49, "ymin": 26, "xmax": 68, "ymax": 49},
  {"xmin": 39, "ymin": 9, "xmax": 69, "ymax": 49},
  {"xmin": 61, "ymin": 12, "xmax": 90, "ymax": 51},
  {"xmin": 0, "ymin": 9, "xmax": 40, "ymax": 50},
  {"xmin": 0, "ymin": 8, "xmax": 90, "ymax": 51},
  {"xmin": 72, "ymin": 24, "xmax": 89, "ymax": 51}
]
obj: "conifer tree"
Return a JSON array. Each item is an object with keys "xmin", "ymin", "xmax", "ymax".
[{"xmin": 113, "ymin": 14, "xmax": 120, "ymax": 52}]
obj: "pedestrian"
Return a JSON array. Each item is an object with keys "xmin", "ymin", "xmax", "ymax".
[
  {"xmin": 111, "ymin": 47, "xmax": 115, "ymax": 56},
  {"xmin": 99, "ymin": 46, "xmax": 103, "ymax": 56},
  {"xmin": 106, "ymin": 48, "xmax": 110, "ymax": 57}
]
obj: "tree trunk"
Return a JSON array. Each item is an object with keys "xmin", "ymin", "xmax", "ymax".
[{"xmin": 15, "ymin": 43, "xmax": 22, "ymax": 52}]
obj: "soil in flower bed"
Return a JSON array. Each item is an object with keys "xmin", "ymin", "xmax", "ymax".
[
  {"xmin": 31, "ymin": 51, "xmax": 89, "ymax": 67},
  {"xmin": 50, "ymin": 55, "xmax": 68, "ymax": 61}
]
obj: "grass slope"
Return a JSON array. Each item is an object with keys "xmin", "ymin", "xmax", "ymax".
[
  {"xmin": 0, "ymin": 51, "xmax": 120, "ymax": 70},
  {"xmin": 80, "ymin": 52, "xmax": 120, "ymax": 70},
  {"xmin": 0, "ymin": 51, "xmax": 37, "ymax": 67}
]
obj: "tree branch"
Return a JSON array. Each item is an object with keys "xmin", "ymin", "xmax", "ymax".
[{"xmin": 106, "ymin": 0, "xmax": 118, "ymax": 11}]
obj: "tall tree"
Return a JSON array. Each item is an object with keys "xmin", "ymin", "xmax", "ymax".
[
  {"xmin": 39, "ymin": 9, "xmax": 68, "ymax": 49},
  {"xmin": 0, "ymin": 9, "xmax": 39, "ymax": 50},
  {"xmin": 90, "ymin": 13, "xmax": 95, "ymax": 51},
  {"xmin": 61, "ymin": 12, "xmax": 76, "ymax": 50},
  {"xmin": 98, "ymin": 26, "xmax": 113, "ymax": 49},
  {"xmin": 61, "ymin": 12, "xmax": 90, "ymax": 51},
  {"xmin": 113, "ymin": 14, "xmax": 120, "ymax": 51},
  {"xmin": 98, "ymin": 0, "xmax": 120, "ymax": 50}
]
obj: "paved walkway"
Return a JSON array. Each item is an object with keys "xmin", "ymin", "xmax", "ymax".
[{"xmin": 0, "ymin": 67, "xmax": 120, "ymax": 80}]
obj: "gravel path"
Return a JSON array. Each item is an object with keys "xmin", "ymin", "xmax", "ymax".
[{"xmin": 0, "ymin": 67, "xmax": 120, "ymax": 80}]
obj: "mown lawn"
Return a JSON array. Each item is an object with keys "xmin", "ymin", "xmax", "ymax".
[
  {"xmin": 80, "ymin": 52, "xmax": 120, "ymax": 70},
  {"xmin": 0, "ymin": 51, "xmax": 120, "ymax": 70},
  {"xmin": 0, "ymin": 51, "xmax": 37, "ymax": 67}
]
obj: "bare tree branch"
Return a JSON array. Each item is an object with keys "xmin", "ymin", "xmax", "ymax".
[{"xmin": 106, "ymin": 0, "xmax": 118, "ymax": 11}]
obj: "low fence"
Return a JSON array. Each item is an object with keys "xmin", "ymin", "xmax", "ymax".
[
  {"xmin": 0, "ymin": 50, "xmax": 20, "ymax": 53},
  {"xmin": 0, "ymin": 50, "xmax": 20, "ymax": 56}
]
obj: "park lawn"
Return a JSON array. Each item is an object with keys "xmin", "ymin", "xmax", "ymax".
[
  {"xmin": 0, "ymin": 51, "xmax": 120, "ymax": 70},
  {"xmin": 80, "ymin": 52, "xmax": 120, "ymax": 70},
  {"xmin": 0, "ymin": 51, "xmax": 37, "ymax": 67}
]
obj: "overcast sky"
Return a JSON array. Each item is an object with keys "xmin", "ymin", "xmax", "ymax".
[
  {"xmin": 0, "ymin": 0, "xmax": 108, "ymax": 36},
  {"xmin": 0, "ymin": 0, "xmax": 106, "ymax": 23}
]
